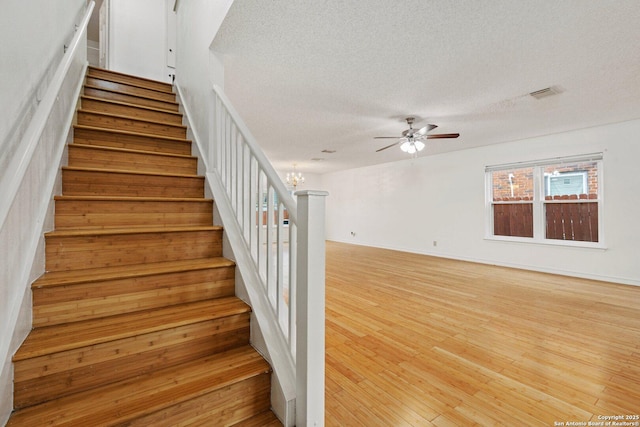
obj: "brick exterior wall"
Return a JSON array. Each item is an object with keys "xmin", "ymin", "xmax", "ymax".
[{"xmin": 492, "ymin": 162, "xmax": 598, "ymax": 201}]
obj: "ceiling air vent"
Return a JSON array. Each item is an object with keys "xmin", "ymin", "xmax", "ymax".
[{"xmin": 529, "ymin": 86, "xmax": 561, "ymax": 100}]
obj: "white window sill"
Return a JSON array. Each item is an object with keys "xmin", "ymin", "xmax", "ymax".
[{"xmin": 484, "ymin": 235, "xmax": 607, "ymax": 250}]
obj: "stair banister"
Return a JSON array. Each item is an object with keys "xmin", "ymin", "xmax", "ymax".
[
  {"xmin": 178, "ymin": 83, "xmax": 326, "ymax": 425},
  {"xmin": 210, "ymin": 85, "xmax": 297, "ymax": 222},
  {"xmin": 212, "ymin": 84, "xmax": 326, "ymax": 426}
]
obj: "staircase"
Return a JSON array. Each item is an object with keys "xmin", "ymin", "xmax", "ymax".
[{"xmin": 8, "ymin": 67, "xmax": 281, "ymax": 426}]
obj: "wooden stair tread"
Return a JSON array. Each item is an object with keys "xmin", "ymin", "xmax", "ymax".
[
  {"xmin": 34, "ymin": 258, "xmax": 233, "ymax": 289},
  {"xmin": 45, "ymin": 225, "xmax": 221, "ymax": 238},
  {"xmin": 73, "ymin": 124, "xmax": 190, "ymax": 144},
  {"xmin": 78, "ymin": 109, "xmax": 187, "ymax": 130},
  {"xmin": 84, "ymin": 81, "xmax": 175, "ymax": 103},
  {"xmin": 8, "ymin": 346, "xmax": 270, "ymax": 426},
  {"xmin": 88, "ymin": 66, "xmax": 174, "ymax": 93},
  {"xmin": 54, "ymin": 195, "xmax": 212, "ymax": 203},
  {"xmin": 83, "ymin": 85, "xmax": 180, "ymax": 112},
  {"xmin": 80, "ymin": 95, "xmax": 182, "ymax": 117},
  {"xmin": 62, "ymin": 165, "xmax": 201, "ymax": 179},
  {"xmin": 14, "ymin": 297, "xmax": 250, "ymax": 361},
  {"xmin": 70, "ymin": 142, "xmax": 195, "ymax": 160},
  {"xmin": 231, "ymin": 411, "xmax": 283, "ymax": 426},
  {"xmin": 83, "ymin": 83, "xmax": 179, "ymax": 110}
]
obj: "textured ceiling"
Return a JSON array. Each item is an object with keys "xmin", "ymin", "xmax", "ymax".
[{"xmin": 212, "ymin": 0, "xmax": 640, "ymax": 174}]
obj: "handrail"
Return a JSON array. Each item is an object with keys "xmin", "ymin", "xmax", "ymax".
[
  {"xmin": 187, "ymin": 84, "xmax": 327, "ymax": 426},
  {"xmin": 0, "ymin": 1, "xmax": 95, "ymax": 231}
]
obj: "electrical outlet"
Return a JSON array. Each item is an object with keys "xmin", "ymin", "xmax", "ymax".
[
  {"xmin": 350, "ymin": 231, "xmax": 356, "ymax": 237},
  {"xmin": 433, "ymin": 240, "xmax": 437, "ymax": 247}
]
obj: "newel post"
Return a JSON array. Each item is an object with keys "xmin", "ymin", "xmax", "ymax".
[{"xmin": 295, "ymin": 190, "xmax": 329, "ymax": 427}]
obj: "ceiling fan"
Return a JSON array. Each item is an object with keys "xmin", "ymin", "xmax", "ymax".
[{"xmin": 374, "ymin": 117, "xmax": 459, "ymax": 154}]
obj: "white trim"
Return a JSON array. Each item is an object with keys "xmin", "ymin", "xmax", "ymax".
[
  {"xmin": 533, "ymin": 165, "xmax": 544, "ymax": 240},
  {"xmin": 485, "ymin": 152, "xmax": 603, "ymax": 172},
  {"xmin": 484, "ymin": 235, "xmax": 606, "ymax": 250},
  {"xmin": 328, "ymin": 240, "xmax": 639, "ymax": 288}
]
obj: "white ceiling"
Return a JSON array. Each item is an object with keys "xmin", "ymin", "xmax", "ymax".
[{"xmin": 212, "ymin": 0, "xmax": 640, "ymax": 174}]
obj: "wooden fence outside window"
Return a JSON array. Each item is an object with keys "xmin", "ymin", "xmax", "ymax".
[
  {"xmin": 493, "ymin": 195, "xmax": 598, "ymax": 242},
  {"xmin": 544, "ymin": 194, "xmax": 598, "ymax": 242}
]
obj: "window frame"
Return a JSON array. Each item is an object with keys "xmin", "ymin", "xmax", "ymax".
[{"xmin": 485, "ymin": 153, "xmax": 605, "ymax": 249}]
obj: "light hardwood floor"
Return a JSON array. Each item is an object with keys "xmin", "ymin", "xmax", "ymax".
[{"xmin": 324, "ymin": 241, "xmax": 640, "ymax": 426}]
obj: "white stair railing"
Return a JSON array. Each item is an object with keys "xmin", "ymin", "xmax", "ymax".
[
  {"xmin": 212, "ymin": 86, "xmax": 298, "ymax": 348},
  {"xmin": 188, "ymin": 85, "xmax": 327, "ymax": 426}
]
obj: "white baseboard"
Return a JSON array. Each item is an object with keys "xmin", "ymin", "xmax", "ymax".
[{"xmin": 327, "ymin": 239, "xmax": 640, "ymax": 288}]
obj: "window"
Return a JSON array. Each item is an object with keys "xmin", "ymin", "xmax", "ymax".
[
  {"xmin": 486, "ymin": 154, "xmax": 603, "ymax": 246},
  {"xmin": 491, "ymin": 167, "xmax": 534, "ymax": 238}
]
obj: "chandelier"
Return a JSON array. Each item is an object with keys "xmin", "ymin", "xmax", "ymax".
[{"xmin": 286, "ymin": 164, "xmax": 305, "ymax": 190}]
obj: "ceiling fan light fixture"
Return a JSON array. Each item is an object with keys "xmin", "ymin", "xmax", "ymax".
[
  {"xmin": 400, "ymin": 138, "xmax": 412, "ymax": 153},
  {"xmin": 374, "ymin": 117, "xmax": 458, "ymax": 153},
  {"xmin": 400, "ymin": 138, "xmax": 425, "ymax": 154}
]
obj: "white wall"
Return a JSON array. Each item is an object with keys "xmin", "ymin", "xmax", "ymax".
[
  {"xmin": 108, "ymin": 0, "xmax": 171, "ymax": 83},
  {"xmin": 323, "ymin": 119, "xmax": 640, "ymax": 286},
  {"xmin": 87, "ymin": 39, "xmax": 100, "ymax": 67},
  {"xmin": 0, "ymin": 1, "xmax": 87, "ymax": 423},
  {"xmin": 0, "ymin": 0, "xmax": 84, "ymax": 179},
  {"xmin": 174, "ymin": 0, "xmax": 234, "ymax": 151}
]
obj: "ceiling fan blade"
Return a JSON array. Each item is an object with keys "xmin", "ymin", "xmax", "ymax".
[
  {"xmin": 376, "ymin": 141, "xmax": 400, "ymax": 152},
  {"xmin": 374, "ymin": 136, "xmax": 401, "ymax": 139},
  {"xmin": 414, "ymin": 124, "xmax": 438, "ymax": 135},
  {"xmin": 426, "ymin": 133, "xmax": 460, "ymax": 139}
]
